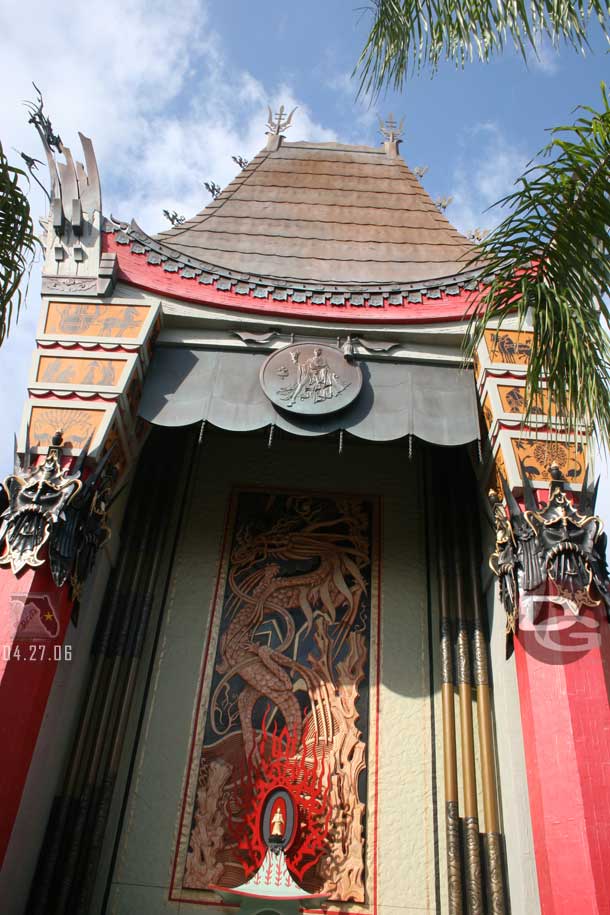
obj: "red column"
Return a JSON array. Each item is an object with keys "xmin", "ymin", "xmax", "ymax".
[
  {"xmin": 515, "ymin": 599, "xmax": 610, "ymax": 914},
  {"xmin": 0, "ymin": 564, "xmax": 72, "ymax": 866}
]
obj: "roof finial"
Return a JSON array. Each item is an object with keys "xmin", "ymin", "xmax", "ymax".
[
  {"xmin": 266, "ymin": 105, "xmax": 297, "ymax": 136},
  {"xmin": 265, "ymin": 105, "xmax": 297, "ymax": 150},
  {"xmin": 378, "ymin": 113, "xmax": 404, "ymax": 144},
  {"xmin": 25, "ymin": 83, "xmax": 63, "ymax": 154},
  {"xmin": 378, "ymin": 113, "xmax": 404, "ymax": 157}
]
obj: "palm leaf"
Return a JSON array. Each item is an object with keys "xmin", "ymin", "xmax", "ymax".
[
  {"xmin": 0, "ymin": 139, "xmax": 39, "ymax": 345},
  {"xmin": 467, "ymin": 85, "xmax": 610, "ymax": 445},
  {"xmin": 357, "ymin": 0, "xmax": 610, "ymax": 96}
]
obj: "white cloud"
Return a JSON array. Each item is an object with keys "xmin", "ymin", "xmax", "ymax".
[
  {"xmin": 0, "ymin": 0, "xmax": 336, "ymax": 474},
  {"xmin": 447, "ymin": 122, "xmax": 528, "ymax": 236},
  {"xmin": 326, "ymin": 70, "xmax": 355, "ymax": 95},
  {"xmin": 530, "ymin": 34, "xmax": 561, "ymax": 76},
  {"xmin": 322, "ymin": 67, "xmax": 379, "ymax": 140}
]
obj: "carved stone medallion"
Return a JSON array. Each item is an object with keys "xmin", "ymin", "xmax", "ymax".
[{"xmin": 260, "ymin": 343, "xmax": 362, "ymax": 415}]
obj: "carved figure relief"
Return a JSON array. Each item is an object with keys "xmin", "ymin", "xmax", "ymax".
[
  {"xmin": 125, "ymin": 375, "xmax": 143, "ymax": 416},
  {"xmin": 497, "ymin": 384, "xmax": 555, "ymax": 416},
  {"xmin": 484, "ymin": 330, "xmax": 533, "ymax": 365},
  {"xmin": 174, "ymin": 490, "xmax": 378, "ymax": 906},
  {"xmin": 45, "ymin": 301, "xmax": 148, "ymax": 338},
  {"xmin": 500, "ymin": 386, "xmax": 526, "ymax": 413},
  {"xmin": 482, "ymin": 394, "xmax": 493, "ymax": 431},
  {"xmin": 487, "ymin": 448, "xmax": 508, "ymax": 508},
  {"xmin": 42, "ymin": 278, "xmax": 98, "ymax": 293},
  {"xmin": 101, "ymin": 423, "xmax": 128, "ymax": 478},
  {"xmin": 260, "ymin": 344, "xmax": 362, "ymax": 415},
  {"xmin": 37, "ymin": 356, "xmax": 125, "ymax": 386}
]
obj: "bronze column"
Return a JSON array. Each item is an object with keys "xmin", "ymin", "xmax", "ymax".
[
  {"xmin": 438, "ymin": 498, "xmax": 464, "ymax": 914},
  {"xmin": 468, "ymin": 510, "xmax": 507, "ymax": 915},
  {"xmin": 453, "ymin": 502, "xmax": 484, "ymax": 915},
  {"xmin": 27, "ymin": 427, "xmax": 196, "ymax": 915}
]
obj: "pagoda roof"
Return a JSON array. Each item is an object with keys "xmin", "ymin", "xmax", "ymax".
[
  {"xmin": 104, "ymin": 134, "xmax": 488, "ymax": 323},
  {"xmin": 154, "ymin": 139, "xmax": 475, "ymax": 287}
]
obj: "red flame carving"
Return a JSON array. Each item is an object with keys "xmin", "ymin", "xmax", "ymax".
[{"xmin": 233, "ymin": 711, "xmax": 330, "ymax": 882}]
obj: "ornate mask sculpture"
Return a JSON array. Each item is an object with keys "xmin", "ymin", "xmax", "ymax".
[
  {"xmin": 489, "ymin": 462, "xmax": 610, "ymax": 656},
  {"xmin": 0, "ymin": 432, "xmax": 81, "ymax": 574},
  {"xmin": 0, "ymin": 431, "xmax": 113, "ymax": 614}
]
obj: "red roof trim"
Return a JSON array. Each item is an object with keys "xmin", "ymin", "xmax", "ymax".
[{"xmin": 105, "ymin": 233, "xmax": 480, "ymax": 325}]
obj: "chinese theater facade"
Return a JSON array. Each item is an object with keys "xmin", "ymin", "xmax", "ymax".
[{"xmin": 2, "ymin": 110, "xmax": 610, "ymax": 915}]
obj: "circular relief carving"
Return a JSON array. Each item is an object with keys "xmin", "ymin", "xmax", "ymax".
[{"xmin": 260, "ymin": 343, "xmax": 362, "ymax": 416}]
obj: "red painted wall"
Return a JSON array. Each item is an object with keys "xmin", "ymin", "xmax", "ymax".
[
  {"xmin": 0, "ymin": 565, "xmax": 72, "ymax": 866},
  {"xmin": 516, "ymin": 598, "xmax": 610, "ymax": 914}
]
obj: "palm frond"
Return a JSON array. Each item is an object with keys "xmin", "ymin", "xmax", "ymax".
[
  {"xmin": 0, "ymin": 140, "xmax": 38, "ymax": 344},
  {"xmin": 357, "ymin": 0, "xmax": 610, "ymax": 96},
  {"xmin": 467, "ymin": 85, "xmax": 610, "ymax": 446}
]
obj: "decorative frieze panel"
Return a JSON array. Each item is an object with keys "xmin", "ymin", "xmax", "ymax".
[
  {"xmin": 496, "ymin": 382, "xmax": 554, "ymax": 417},
  {"xmin": 36, "ymin": 353, "xmax": 129, "ymax": 387},
  {"xmin": 7, "ymin": 289, "xmax": 160, "ymax": 590},
  {"xmin": 40, "ymin": 299, "xmax": 157, "ymax": 345},
  {"xmin": 7, "ymin": 313, "xmax": 154, "ymax": 586},
  {"xmin": 26, "ymin": 404, "xmax": 109, "ymax": 453},
  {"xmin": 17, "ymin": 296, "xmax": 160, "ymax": 469},
  {"xmin": 482, "ymin": 328, "xmax": 532, "ymax": 367},
  {"xmin": 510, "ymin": 436, "xmax": 586, "ymax": 485},
  {"xmin": 474, "ymin": 325, "xmax": 588, "ymax": 494},
  {"xmin": 477, "ymin": 325, "xmax": 607, "ymax": 666}
]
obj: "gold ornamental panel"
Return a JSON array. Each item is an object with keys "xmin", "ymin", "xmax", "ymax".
[
  {"xmin": 484, "ymin": 330, "xmax": 533, "ymax": 366},
  {"xmin": 37, "ymin": 355, "xmax": 127, "ymax": 386},
  {"xmin": 511, "ymin": 438, "xmax": 586, "ymax": 484},
  {"xmin": 29, "ymin": 406, "xmax": 105, "ymax": 451},
  {"xmin": 45, "ymin": 302, "xmax": 149, "ymax": 339}
]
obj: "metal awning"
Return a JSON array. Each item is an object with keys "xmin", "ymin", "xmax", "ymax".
[{"xmin": 138, "ymin": 347, "xmax": 479, "ymax": 447}]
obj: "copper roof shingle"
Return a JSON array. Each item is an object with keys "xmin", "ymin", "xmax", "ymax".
[{"xmin": 155, "ymin": 139, "xmax": 475, "ymax": 287}]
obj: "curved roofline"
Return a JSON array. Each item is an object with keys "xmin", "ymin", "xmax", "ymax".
[
  {"xmin": 109, "ymin": 219, "xmax": 486, "ymax": 294},
  {"xmin": 103, "ymin": 222, "xmax": 489, "ymax": 326}
]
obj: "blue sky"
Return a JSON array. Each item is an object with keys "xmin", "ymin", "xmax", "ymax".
[{"xmin": 0, "ymin": 0, "xmax": 609, "ymax": 505}]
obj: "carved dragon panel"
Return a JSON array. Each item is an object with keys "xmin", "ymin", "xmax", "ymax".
[{"xmin": 172, "ymin": 490, "xmax": 379, "ymax": 907}]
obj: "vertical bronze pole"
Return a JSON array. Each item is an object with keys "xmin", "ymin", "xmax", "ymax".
[
  {"xmin": 468, "ymin": 510, "xmax": 507, "ymax": 915},
  {"xmin": 27, "ymin": 463, "xmax": 146, "ymax": 915},
  {"xmin": 452, "ymin": 501, "xmax": 484, "ymax": 915},
  {"xmin": 75, "ymin": 431, "xmax": 199, "ymax": 914},
  {"xmin": 438, "ymin": 495, "xmax": 464, "ymax": 914},
  {"xmin": 54, "ymin": 458, "xmax": 164, "ymax": 914},
  {"xmin": 27, "ymin": 427, "xmax": 193, "ymax": 915}
]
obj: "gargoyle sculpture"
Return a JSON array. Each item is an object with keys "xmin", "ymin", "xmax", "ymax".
[
  {"xmin": 489, "ymin": 462, "xmax": 610, "ymax": 656},
  {"xmin": 0, "ymin": 432, "xmax": 81, "ymax": 574},
  {"xmin": 0, "ymin": 431, "xmax": 113, "ymax": 616}
]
